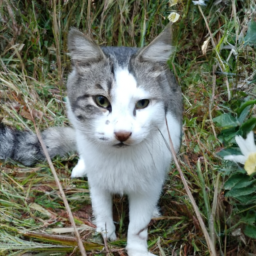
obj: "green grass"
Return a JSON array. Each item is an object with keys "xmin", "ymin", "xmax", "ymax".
[{"xmin": 1, "ymin": 0, "xmax": 256, "ymax": 255}]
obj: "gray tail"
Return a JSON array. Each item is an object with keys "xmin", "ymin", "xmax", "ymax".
[{"xmin": 0, "ymin": 124, "xmax": 77, "ymax": 166}]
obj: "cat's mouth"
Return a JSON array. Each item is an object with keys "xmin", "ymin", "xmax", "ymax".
[{"xmin": 113, "ymin": 142, "xmax": 129, "ymax": 148}]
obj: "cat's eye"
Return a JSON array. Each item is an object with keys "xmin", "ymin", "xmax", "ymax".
[
  {"xmin": 135, "ymin": 99, "xmax": 150, "ymax": 109},
  {"xmin": 94, "ymin": 95, "xmax": 111, "ymax": 109}
]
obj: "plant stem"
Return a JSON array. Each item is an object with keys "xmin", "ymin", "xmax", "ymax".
[
  {"xmin": 30, "ymin": 111, "xmax": 87, "ymax": 256},
  {"xmin": 165, "ymin": 118, "xmax": 217, "ymax": 256}
]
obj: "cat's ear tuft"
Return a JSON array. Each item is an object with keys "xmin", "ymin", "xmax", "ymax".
[
  {"xmin": 68, "ymin": 28, "xmax": 105, "ymax": 65},
  {"xmin": 136, "ymin": 23, "xmax": 173, "ymax": 63}
]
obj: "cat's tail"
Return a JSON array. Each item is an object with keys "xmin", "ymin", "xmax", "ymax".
[{"xmin": 0, "ymin": 124, "xmax": 76, "ymax": 166}]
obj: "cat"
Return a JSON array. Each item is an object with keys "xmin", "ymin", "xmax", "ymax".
[{"xmin": 0, "ymin": 23, "xmax": 182, "ymax": 256}]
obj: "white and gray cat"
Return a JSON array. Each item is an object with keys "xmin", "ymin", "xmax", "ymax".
[{"xmin": 0, "ymin": 23, "xmax": 182, "ymax": 256}]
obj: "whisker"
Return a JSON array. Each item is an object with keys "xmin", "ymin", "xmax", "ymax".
[
  {"xmin": 156, "ymin": 126, "xmax": 171, "ymax": 154},
  {"xmin": 144, "ymin": 140, "xmax": 157, "ymax": 171}
]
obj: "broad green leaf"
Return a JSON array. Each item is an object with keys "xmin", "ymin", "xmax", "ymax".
[
  {"xmin": 218, "ymin": 127, "xmax": 239, "ymax": 144},
  {"xmin": 241, "ymin": 212, "xmax": 256, "ymax": 225},
  {"xmin": 219, "ymin": 164, "xmax": 246, "ymax": 176},
  {"xmin": 239, "ymin": 118, "xmax": 256, "ymax": 136},
  {"xmin": 237, "ymin": 99, "xmax": 256, "ymax": 116},
  {"xmin": 225, "ymin": 185, "xmax": 256, "ymax": 198},
  {"xmin": 234, "ymin": 194, "xmax": 256, "ymax": 204},
  {"xmin": 218, "ymin": 147, "xmax": 241, "ymax": 158},
  {"xmin": 234, "ymin": 179, "xmax": 255, "ymax": 189},
  {"xmin": 244, "ymin": 19, "xmax": 256, "ymax": 46},
  {"xmin": 213, "ymin": 113, "xmax": 238, "ymax": 128},
  {"xmin": 224, "ymin": 173, "xmax": 250, "ymax": 190},
  {"xmin": 238, "ymin": 106, "xmax": 252, "ymax": 124},
  {"xmin": 244, "ymin": 225, "xmax": 256, "ymax": 239}
]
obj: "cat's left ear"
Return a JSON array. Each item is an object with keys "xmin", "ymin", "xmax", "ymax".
[{"xmin": 136, "ymin": 23, "xmax": 173, "ymax": 63}]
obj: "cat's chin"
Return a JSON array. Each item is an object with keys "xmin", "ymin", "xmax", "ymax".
[{"xmin": 113, "ymin": 142, "xmax": 129, "ymax": 148}]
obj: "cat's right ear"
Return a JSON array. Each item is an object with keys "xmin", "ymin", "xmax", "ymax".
[{"xmin": 68, "ymin": 28, "xmax": 105, "ymax": 70}]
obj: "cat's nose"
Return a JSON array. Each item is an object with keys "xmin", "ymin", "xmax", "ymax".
[{"xmin": 114, "ymin": 131, "xmax": 132, "ymax": 142}]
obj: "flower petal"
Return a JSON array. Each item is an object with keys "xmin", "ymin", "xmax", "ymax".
[
  {"xmin": 245, "ymin": 131, "xmax": 256, "ymax": 153},
  {"xmin": 224, "ymin": 155, "xmax": 247, "ymax": 164},
  {"xmin": 244, "ymin": 152, "xmax": 256, "ymax": 175},
  {"xmin": 235, "ymin": 135, "xmax": 250, "ymax": 157},
  {"xmin": 192, "ymin": 0, "xmax": 207, "ymax": 6}
]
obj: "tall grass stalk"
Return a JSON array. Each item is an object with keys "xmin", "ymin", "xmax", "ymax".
[
  {"xmin": 166, "ymin": 118, "xmax": 217, "ymax": 256},
  {"xmin": 197, "ymin": 5, "xmax": 231, "ymax": 101},
  {"xmin": 31, "ymin": 115, "xmax": 87, "ymax": 256},
  {"xmin": 196, "ymin": 158, "xmax": 211, "ymax": 221},
  {"xmin": 52, "ymin": 0, "xmax": 62, "ymax": 82},
  {"xmin": 210, "ymin": 173, "xmax": 220, "ymax": 249}
]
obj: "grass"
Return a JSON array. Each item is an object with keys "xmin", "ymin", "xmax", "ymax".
[{"xmin": 1, "ymin": 0, "xmax": 256, "ymax": 255}]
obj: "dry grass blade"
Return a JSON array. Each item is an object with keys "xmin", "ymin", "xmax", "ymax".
[
  {"xmin": 22, "ymin": 231, "xmax": 103, "ymax": 250},
  {"xmin": 198, "ymin": 5, "xmax": 231, "ymax": 101},
  {"xmin": 209, "ymin": 65, "xmax": 218, "ymax": 140},
  {"xmin": 165, "ymin": 118, "xmax": 217, "ymax": 256},
  {"xmin": 0, "ymin": 231, "xmax": 69, "ymax": 250},
  {"xmin": 209, "ymin": 173, "xmax": 220, "ymax": 248},
  {"xmin": 52, "ymin": 0, "xmax": 62, "ymax": 82},
  {"xmin": 28, "ymin": 110, "xmax": 87, "ymax": 256}
]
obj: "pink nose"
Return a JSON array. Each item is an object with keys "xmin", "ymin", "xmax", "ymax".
[{"xmin": 114, "ymin": 131, "xmax": 132, "ymax": 142}]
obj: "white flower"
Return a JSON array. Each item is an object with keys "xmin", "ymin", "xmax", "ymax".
[
  {"xmin": 169, "ymin": 0, "xmax": 178, "ymax": 7},
  {"xmin": 168, "ymin": 12, "xmax": 180, "ymax": 23},
  {"xmin": 224, "ymin": 131, "xmax": 256, "ymax": 175},
  {"xmin": 192, "ymin": 0, "xmax": 208, "ymax": 6}
]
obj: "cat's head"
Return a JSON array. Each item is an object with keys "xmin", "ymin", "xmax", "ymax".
[{"xmin": 66, "ymin": 24, "xmax": 182, "ymax": 148}]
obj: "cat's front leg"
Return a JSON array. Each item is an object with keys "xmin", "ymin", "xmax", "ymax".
[
  {"xmin": 90, "ymin": 186, "xmax": 116, "ymax": 241},
  {"xmin": 71, "ymin": 157, "xmax": 87, "ymax": 178},
  {"xmin": 126, "ymin": 188, "xmax": 161, "ymax": 256}
]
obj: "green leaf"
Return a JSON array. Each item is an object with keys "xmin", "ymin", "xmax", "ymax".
[
  {"xmin": 244, "ymin": 19, "xmax": 256, "ymax": 46},
  {"xmin": 233, "ymin": 194, "xmax": 256, "ymax": 205},
  {"xmin": 244, "ymin": 225, "xmax": 256, "ymax": 239},
  {"xmin": 218, "ymin": 147, "xmax": 241, "ymax": 158},
  {"xmin": 184, "ymin": 117, "xmax": 198, "ymax": 128},
  {"xmin": 225, "ymin": 185, "xmax": 256, "ymax": 198},
  {"xmin": 241, "ymin": 212, "xmax": 256, "ymax": 225},
  {"xmin": 224, "ymin": 173, "xmax": 249, "ymax": 190},
  {"xmin": 218, "ymin": 163, "xmax": 246, "ymax": 176},
  {"xmin": 218, "ymin": 127, "xmax": 239, "ymax": 144},
  {"xmin": 239, "ymin": 118, "xmax": 256, "ymax": 136},
  {"xmin": 234, "ymin": 180, "xmax": 255, "ymax": 189},
  {"xmin": 237, "ymin": 99, "xmax": 256, "ymax": 116},
  {"xmin": 238, "ymin": 106, "xmax": 251, "ymax": 124},
  {"xmin": 213, "ymin": 113, "xmax": 238, "ymax": 128}
]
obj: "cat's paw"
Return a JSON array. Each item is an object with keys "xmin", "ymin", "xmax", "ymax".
[
  {"xmin": 96, "ymin": 225, "xmax": 116, "ymax": 241},
  {"xmin": 107, "ymin": 231, "xmax": 117, "ymax": 241},
  {"xmin": 152, "ymin": 206, "xmax": 161, "ymax": 218},
  {"xmin": 127, "ymin": 249, "xmax": 156, "ymax": 256},
  {"xmin": 71, "ymin": 158, "xmax": 87, "ymax": 178},
  {"xmin": 98, "ymin": 230, "xmax": 117, "ymax": 241}
]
